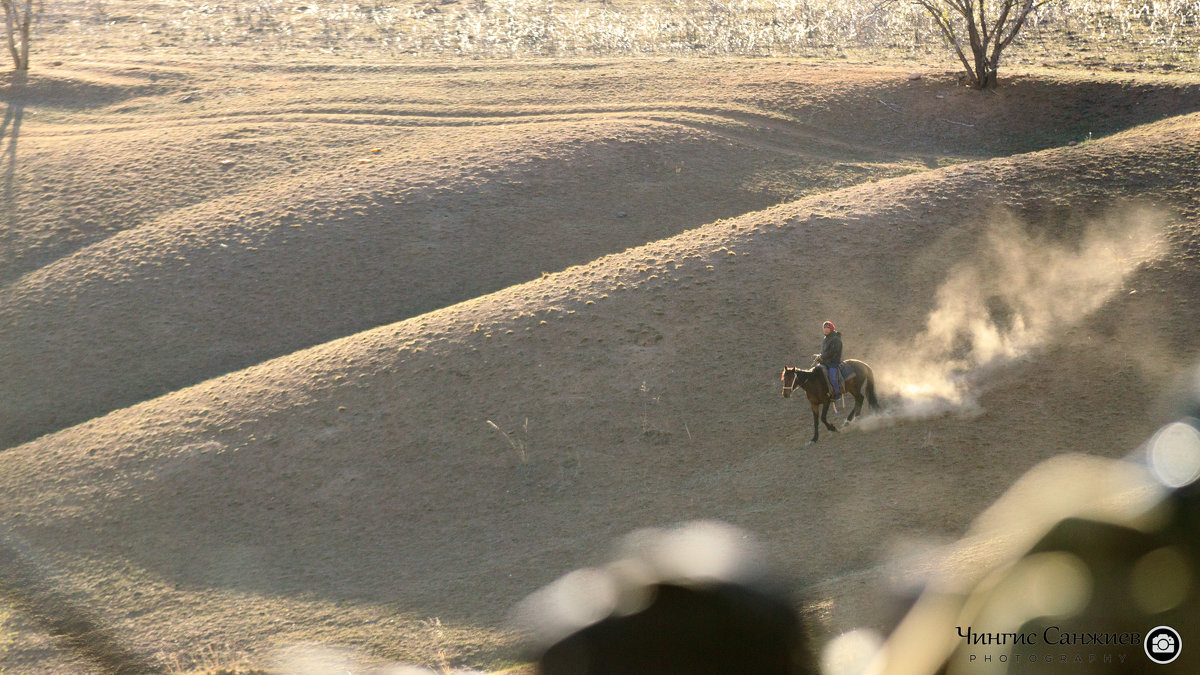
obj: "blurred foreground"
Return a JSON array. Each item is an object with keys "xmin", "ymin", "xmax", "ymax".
[{"xmin": 526, "ymin": 366, "xmax": 1200, "ymax": 674}]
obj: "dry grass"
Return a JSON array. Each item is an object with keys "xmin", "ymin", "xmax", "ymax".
[
  {"xmin": 487, "ymin": 419, "xmax": 530, "ymax": 466},
  {"xmin": 38, "ymin": 0, "xmax": 1200, "ymax": 70},
  {"xmin": 4, "ymin": 1, "xmax": 1200, "ymax": 672},
  {"xmin": 0, "ymin": 62, "xmax": 1197, "ymax": 670},
  {"xmin": 159, "ymin": 642, "xmax": 265, "ymax": 674}
]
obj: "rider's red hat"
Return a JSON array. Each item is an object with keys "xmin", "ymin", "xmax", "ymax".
[{"xmin": 823, "ymin": 321, "xmax": 835, "ymax": 330}]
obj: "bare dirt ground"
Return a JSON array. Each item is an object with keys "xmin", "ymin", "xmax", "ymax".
[{"xmin": 0, "ymin": 50, "xmax": 1199, "ymax": 673}]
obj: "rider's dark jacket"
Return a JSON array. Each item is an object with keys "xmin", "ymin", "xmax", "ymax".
[{"xmin": 819, "ymin": 330, "xmax": 843, "ymax": 366}]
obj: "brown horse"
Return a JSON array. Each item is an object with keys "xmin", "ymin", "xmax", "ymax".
[{"xmin": 781, "ymin": 359, "xmax": 879, "ymax": 444}]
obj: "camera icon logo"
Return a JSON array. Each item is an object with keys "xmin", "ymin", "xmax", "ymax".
[{"xmin": 1145, "ymin": 626, "xmax": 1182, "ymax": 665}]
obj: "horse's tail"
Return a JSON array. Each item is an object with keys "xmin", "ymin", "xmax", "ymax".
[
  {"xmin": 866, "ymin": 375, "xmax": 880, "ymax": 411},
  {"xmin": 861, "ymin": 363, "xmax": 880, "ymax": 411}
]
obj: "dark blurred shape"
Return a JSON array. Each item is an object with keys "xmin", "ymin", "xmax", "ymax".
[
  {"xmin": 540, "ymin": 581, "xmax": 810, "ymax": 675},
  {"xmin": 518, "ymin": 521, "xmax": 817, "ymax": 675},
  {"xmin": 867, "ymin": 365, "xmax": 1200, "ymax": 675}
]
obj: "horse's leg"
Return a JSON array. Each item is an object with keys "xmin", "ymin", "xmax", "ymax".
[
  {"xmin": 809, "ymin": 403, "xmax": 820, "ymax": 444},
  {"xmin": 821, "ymin": 401, "xmax": 839, "ymax": 433},
  {"xmin": 847, "ymin": 386, "xmax": 864, "ymax": 423}
]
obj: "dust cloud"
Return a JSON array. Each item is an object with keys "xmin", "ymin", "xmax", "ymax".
[{"xmin": 866, "ymin": 205, "xmax": 1167, "ymax": 425}]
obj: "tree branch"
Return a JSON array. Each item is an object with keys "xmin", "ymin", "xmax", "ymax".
[
  {"xmin": 2, "ymin": 0, "xmax": 20, "ymax": 71},
  {"xmin": 914, "ymin": 0, "xmax": 976, "ymax": 80},
  {"xmin": 984, "ymin": 0, "xmax": 1017, "ymax": 72},
  {"xmin": 977, "ymin": 0, "xmax": 990, "ymax": 45},
  {"xmin": 991, "ymin": 0, "xmax": 1028, "ymax": 63}
]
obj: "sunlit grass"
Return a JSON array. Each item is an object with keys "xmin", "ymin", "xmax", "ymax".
[{"xmin": 42, "ymin": 0, "xmax": 1200, "ymax": 70}]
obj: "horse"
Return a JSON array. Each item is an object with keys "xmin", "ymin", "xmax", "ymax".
[{"xmin": 781, "ymin": 358, "xmax": 879, "ymax": 444}]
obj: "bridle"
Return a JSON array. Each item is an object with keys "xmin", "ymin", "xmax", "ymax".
[{"xmin": 781, "ymin": 367, "xmax": 801, "ymax": 397}]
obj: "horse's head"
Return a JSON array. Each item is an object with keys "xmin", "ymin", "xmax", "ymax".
[{"xmin": 781, "ymin": 367, "xmax": 799, "ymax": 398}]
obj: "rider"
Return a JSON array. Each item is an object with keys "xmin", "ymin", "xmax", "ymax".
[{"xmin": 817, "ymin": 320, "xmax": 843, "ymax": 401}]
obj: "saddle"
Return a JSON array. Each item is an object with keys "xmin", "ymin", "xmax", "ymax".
[
  {"xmin": 822, "ymin": 362, "xmax": 856, "ymax": 401},
  {"xmin": 838, "ymin": 362, "xmax": 855, "ymax": 382}
]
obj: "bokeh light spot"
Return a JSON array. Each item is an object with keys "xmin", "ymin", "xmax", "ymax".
[
  {"xmin": 1131, "ymin": 546, "xmax": 1193, "ymax": 615},
  {"xmin": 821, "ymin": 628, "xmax": 884, "ymax": 675},
  {"xmin": 1148, "ymin": 421, "xmax": 1200, "ymax": 489}
]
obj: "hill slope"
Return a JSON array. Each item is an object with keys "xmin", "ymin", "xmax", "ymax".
[
  {"xmin": 4, "ymin": 62, "xmax": 1199, "ymax": 449},
  {"xmin": 0, "ymin": 81, "xmax": 1198, "ymax": 671}
]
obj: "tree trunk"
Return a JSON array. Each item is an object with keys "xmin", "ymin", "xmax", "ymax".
[
  {"xmin": 1, "ymin": 0, "xmax": 30, "ymax": 76},
  {"xmin": 17, "ymin": 0, "xmax": 29, "ymax": 72},
  {"xmin": 967, "ymin": 42, "xmax": 999, "ymax": 89}
]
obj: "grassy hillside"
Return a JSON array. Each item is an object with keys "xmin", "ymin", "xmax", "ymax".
[
  {"xmin": 0, "ymin": 58, "xmax": 1197, "ymax": 671},
  {"xmin": 4, "ymin": 63, "xmax": 1199, "ymax": 449}
]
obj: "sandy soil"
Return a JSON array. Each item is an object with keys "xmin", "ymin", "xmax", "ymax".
[{"xmin": 0, "ymin": 58, "xmax": 1198, "ymax": 673}]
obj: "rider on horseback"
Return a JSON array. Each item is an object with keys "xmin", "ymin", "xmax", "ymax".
[{"xmin": 817, "ymin": 321, "xmax": 844, "ymax": 402}]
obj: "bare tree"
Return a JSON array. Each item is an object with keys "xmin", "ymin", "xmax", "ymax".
[
  {"xmin": 910, "ymin": 0, "xmax": 1052, "ymax": 89},
  {"xmin": 1, "ymin": 0, "xmax": 32, "ymax": 80}
]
